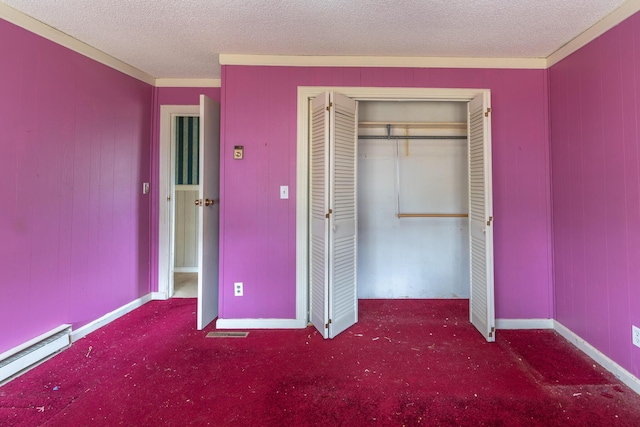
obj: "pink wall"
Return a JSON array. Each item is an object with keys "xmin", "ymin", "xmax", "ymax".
[
  {"xmin": 0, "ymin": 19, "xmax": 153, "ymax": 354},
  {"xmin": 220, "ymin": 65, "xmax": 554, "ymax": 320},
  {"xmin": 156, "ymin": 87, "xmax": 221, "ymax": 106},
  {"xmin": 148, "ymin": 87, "xmax": 221, "ymax": 292},
  {"xmin": 549, "ymin": 12, "xmax": 640, "ymax": 378}
]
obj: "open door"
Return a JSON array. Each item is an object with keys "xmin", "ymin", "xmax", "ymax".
[
  {"xmin": 468, "ymin": 93, "xmax": 495, "ymax": 342},
  {"xmin": 196, "ymin": 95, "xmax": 220, "ymax": 330},
  {"xmin": 310, "ymin": 93, "xmax": 330, "ymax": 338},
  {"xmin": 310, "ymin": 92, "xmax": 358, "ymax": 339}
]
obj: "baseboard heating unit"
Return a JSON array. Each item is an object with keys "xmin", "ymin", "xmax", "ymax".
[{"xmin": 0, "ymin": 324, "xmax": 72, "ymax": 384}]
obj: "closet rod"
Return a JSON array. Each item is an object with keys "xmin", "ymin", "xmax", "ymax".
[
  {"xmin": 397, "ymin": 213, "xmax": 469, "ymax": 218},
  {"xmin": 358, "ymin": 135, "xmax": 467, "ymax": 140},
  {"xmin": 359, "ymin": 124, "xmax": 466, "ymax": 140}
]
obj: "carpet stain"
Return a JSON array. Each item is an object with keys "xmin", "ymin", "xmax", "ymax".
[{"xmin": 500, "ymin": 330, "xmax": 611, "ymax": 386}]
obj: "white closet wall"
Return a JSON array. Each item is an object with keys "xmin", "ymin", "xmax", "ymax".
[
  {"xmin": 174, "ymin": 186, "xmax": 199, "ymax": 270},
  {"xmin": 357, "ymin": 101, "xmax": 469, "ymax": 298}
]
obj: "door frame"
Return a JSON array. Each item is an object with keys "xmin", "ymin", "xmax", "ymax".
[
  {"xmin": 158, "ymin": 105, "xmax": 199, "ymax": 299},
  {"xmin": 296, "ymin": 86, "xmax": 491, "ymax": 325}
]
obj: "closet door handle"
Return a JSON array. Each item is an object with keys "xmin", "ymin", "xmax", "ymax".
[{"xmin": 195, "ymin": 199, "xmax": 202, "ymax": 206}]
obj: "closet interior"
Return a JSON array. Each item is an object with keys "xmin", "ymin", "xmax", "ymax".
[{"xmin": 357, "ymin": 101, "xmax": 469, "ymax": 299}]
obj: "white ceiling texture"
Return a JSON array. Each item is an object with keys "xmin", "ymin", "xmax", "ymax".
[{"xmin": 0, "ymin": 0, "xmax": 630, "ymax": 79}]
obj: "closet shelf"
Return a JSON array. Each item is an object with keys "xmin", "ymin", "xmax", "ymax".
[{"xmin": 359, "ymin": 121, "xmax": 466, "ymax": 130}]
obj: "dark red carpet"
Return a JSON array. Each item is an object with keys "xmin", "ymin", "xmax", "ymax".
[{"xmin": 1, "ymin": 299, "xmax": 639, "ymax": 426}]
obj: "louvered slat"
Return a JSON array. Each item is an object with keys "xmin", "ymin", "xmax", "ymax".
[
  {"xmin": 468, "ymin": 94, "xmax": 495, "ymax": 342},
  {"xmin": 328, "ymin": 94, "xmax": 358, "ymax": 338},
  {"xmin": 310, "ymin": 93, "xmax": 330, "ymax": 338}
]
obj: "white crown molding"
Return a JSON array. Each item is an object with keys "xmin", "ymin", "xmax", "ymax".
[
  {"xmin": 547, "ymin": 0, "xmax": 640, "ymax": 67},
  {"xmin": 155, "ymin": 78, "xmax": 221, "ymax": 88},
  {"xmin": 219, "ymin": 54, "xmax": 547, "ymax": 70},
  {"xmin": 4, "ymin": 0, "xmax": 640, "ymax": 85},
  {"xmin": 0, "ymin": 3, "xmax": 155, "ymax": 85}
]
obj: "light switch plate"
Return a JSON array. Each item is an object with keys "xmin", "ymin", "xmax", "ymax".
[
  {"xmin": 142, "ymin": 182, "xmax": 150, "ymax": 194},
  {"xmin": 280, "ymin": 186, "xmax": 289, "ymax": 199}
]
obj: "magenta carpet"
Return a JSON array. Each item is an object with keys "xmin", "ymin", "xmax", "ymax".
[{"xmin": 1, "ymin": 299, "xmax": 639, "ymax": 426}]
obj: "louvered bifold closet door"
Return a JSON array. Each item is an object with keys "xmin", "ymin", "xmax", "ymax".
[
  {"xmin": 468, "ymin": 93, "xmax": 495, "ymax": 342},
  {"xmin": 328, "ymin": 92, "xmax": 358, "ymax": 339},
  {"xmin": 310, "ymin": 93, "xmax": 331, "ymax": 339}
]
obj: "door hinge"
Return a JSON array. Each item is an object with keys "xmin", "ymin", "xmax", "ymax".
[
  {"xmin": 489, "ymin": 326, "xmax": 495, "ymax": 338},
  {"xmin": 324, "ymin": 319, "xmax": 332, "ymax": 329},
  {"xmin": 326, "ymin": 102, "xmax": 333, "ymax": 111},
  {"xmin": 325, "ymin": 209, "xmax": 333, "ymax": 218},
  {"xmin": 486, "ymin": 216, "xmax": 493, "ymax": 226},
  {"xmin": 485, "ymin": 107, "xmax": 491, "ymax": 117}
]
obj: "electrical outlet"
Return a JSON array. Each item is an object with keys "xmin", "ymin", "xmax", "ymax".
[
  {"xmin": 234, "ymin": 282, "xmax": 243, "ymax": 297},
  {"xmin": 633, "ymin": 325, "xmax": 640, "ymax": 348}
]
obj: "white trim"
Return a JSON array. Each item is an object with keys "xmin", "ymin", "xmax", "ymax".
[
  {"xmin": 152, "ymin": 292, "xmax": 169, "ymax": 300},
  {"xmin": 295, "ymin": 91, "xmax": 311, "ymax": 329},
  {"xmin": 220, "ymin": 54, "xmax": 547, "ymax": 70},
  {"xmin": 0, "ymin": 3, "xmax": 155, "ymax": 85},
  {"xmin": 158, "ymin": 105, "xmax": 199, "ymax": 299},
  {"xmin": 299, "ymin": 86, "xmax": 488, "ymax": 101},
  {"xmin": 70, "ymin": 294, "xmax": 152, "ymax": 342},
  {"xmin": 554, "ymin": 321, "xmax": 640, "ymax": 396},
  {"xmin": 216, "ymin": 318, "xmax": 307, "ymax": 329},
  {"xmin": 155, "ymin": 78, "xmax": 221, "ymax": 88},
  {"xmin": 296, "ymin": 86, "xmax": 489, "ymax": 328},
  {"xmin": 496, "ymin": 318, "xmax": 554, "ymax": 330},
  {"xmin": 3, "ymin": 0, "xmax": 638, "ymax": 86},
  {"xmin": 547, "ymin": 0, "xmax": 640, "ymax": 67},
  {"xmin": 0, "ymin": 324, "xmax": 71, "ymax": 362}
]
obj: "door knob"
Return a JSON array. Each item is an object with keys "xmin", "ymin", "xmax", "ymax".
[
  {"xmin": 205, "ymin": 199, "xmax": 215, "ymax": 206},
  {"xmin": 195, "ymin": 199, "xmax": 202, "ymax": 206}
]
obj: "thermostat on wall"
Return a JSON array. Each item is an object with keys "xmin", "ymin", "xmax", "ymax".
[{"xmin": 234, "ymin": 146, "xmax": 244, "ymax": 159}]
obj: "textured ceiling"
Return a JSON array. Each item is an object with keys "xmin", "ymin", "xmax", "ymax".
[{"xmin": 0, "ymin": 0, "xmax": 629, "ymax": 79}]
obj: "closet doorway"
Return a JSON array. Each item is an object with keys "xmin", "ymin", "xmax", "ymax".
[
  {"xmin": 296, "ymin": 87, "xmax": 494, "ymax": 341},
  {"xmin": 357, "ymin": 100, "xmax": 469, "ymax": 299}
]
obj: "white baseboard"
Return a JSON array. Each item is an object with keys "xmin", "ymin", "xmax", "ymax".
[
  {"xmin": 71, "ymin": 293, "xmax": 153, "ymax": 342},
  {"xmin": 496, "ymin": 318, "xmax": 554, "ymax": 329},
  {"xmin": 216, "ymin": 318, "xmax": 307, "ymax": 329},
  {"xmin": 152, "ymin": 292, "xmax": 169, "ymax": 300},
  {"xmin": 554, "ymin": 320, "xmax": 640, "ymax": 395}
]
